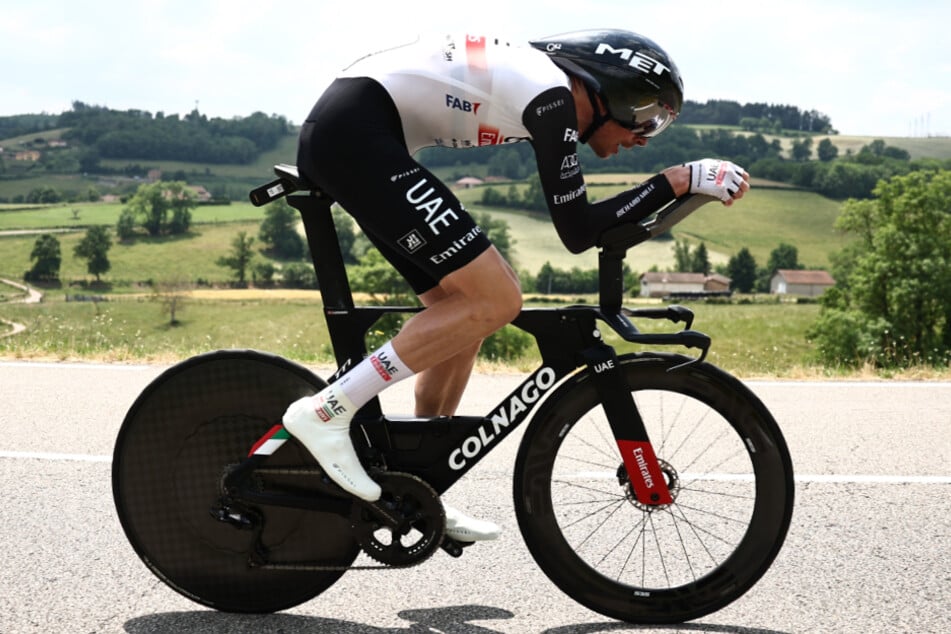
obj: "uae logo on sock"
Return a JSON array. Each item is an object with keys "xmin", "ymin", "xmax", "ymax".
[
  {"xmin": 317, "ymin": 392, "xmax": 347, "ymax": 421},
  {"xmin": 371, "ymin": 352, "xmax": 397, "ymax": 381}
]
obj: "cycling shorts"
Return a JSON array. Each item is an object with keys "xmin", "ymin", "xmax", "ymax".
[{"xmin": 297, "ymin": 77, "xmax": 492, "ymax": 295}]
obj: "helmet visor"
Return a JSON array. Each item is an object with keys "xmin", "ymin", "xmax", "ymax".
[{"xmin": 608, "ymin": 98, "xmax": 676, "ymax": 138}]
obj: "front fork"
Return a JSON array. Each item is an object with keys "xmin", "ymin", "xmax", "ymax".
[{"xmin": 582, "ymin": 344, "xmax": 673, "ymax": 506}]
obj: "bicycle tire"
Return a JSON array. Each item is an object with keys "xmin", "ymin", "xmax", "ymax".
[
  {"xmin": 112, "ymin": 349, "xmax": 360, "ymax": 613},
  {"xmin": 513, "ymin": 353, "xmax": 794, "ymax": 624}
]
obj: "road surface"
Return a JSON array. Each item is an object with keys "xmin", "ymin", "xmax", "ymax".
[{"xmin": 0, "ymin": 361, "xmax": 948, "ymax": 633}]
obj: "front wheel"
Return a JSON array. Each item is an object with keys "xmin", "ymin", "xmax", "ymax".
[{"xmin": 513, "ymin": 353, "xmax": 794, "ymax": 624}]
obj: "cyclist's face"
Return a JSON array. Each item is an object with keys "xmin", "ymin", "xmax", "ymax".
[{"xmin": 588, "ymin": 121, "xmax": 649, "ymax": 158}]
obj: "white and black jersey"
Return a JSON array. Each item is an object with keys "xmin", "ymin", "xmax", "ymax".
[{"xmin": 297, "ymin": 33, "xmax": 674, "ymax": 293}]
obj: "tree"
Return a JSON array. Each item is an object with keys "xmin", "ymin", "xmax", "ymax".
[
  {"xmin": 217, "ymin": 231, "xmax": 256, "ymax": 286},
  {"xmin": 281, "ymin": 262, "xmax": 317, "ymax": 289},
  {"xmin": 758, "ymin": 242, "xmax": 801, "ymax": 291},
  {"xmin": 152, "ymin": 277, "xmax": 191, "ymax": 326},
  {"xmin": 348, "ymin": 249, "xmax": 413, "ymax": 297},
  {"xmin": 116, "ymin": 208, "xmax": 137, "ymax": 241},
  {"xmin": 809, "ymin": 170, "xmax": 951, "ymax": 368},
  {"xmin": 474, "ymin": 212, "xmax": 515, "ymax": 264},
  {"xmin": 790, "ymin": 136, "xmax": 813, "ymax": 162},
  {"xmin": 26, "ymin": 234, "xmax": 62, "ymax": 282},
  {"xmin": 332, "ymin": 206, "xmax": 358, "ymax": 263},
  {"xmin": 673, "ymin": 240, "xmax": 710, "ymax": 274},
  {"xmin": 692, "ymin": 243, "xmax": 711, "ymax": 275},
  {"xmin": 673, "ymin": 239, "xmax": 693, "ymax": 272},
  {"xmin": 74, "ymin": 226, "xmax": 112, "ymax": 281},
  {"xmin": 165, "ymin": 182, "xmax": 194, "ymax": 234},
  {"xmin": 817, "ymin": 138, "xmax": 838, "ymax": 162},
  {"xmin": 259, "ymin": 199, "xmax": 304, "ymax": 259},
  {"xmin": 727, "ymin": 247, "xmax": 757, "ymax": 293},
  {"xmin": 123, "ymin": 181, "xmax": 195, "ymax": 237}
]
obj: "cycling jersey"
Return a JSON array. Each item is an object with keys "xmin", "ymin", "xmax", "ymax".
[{"xmin": 297, "ymin": 33, "xmax": 675, "ymax": 293}]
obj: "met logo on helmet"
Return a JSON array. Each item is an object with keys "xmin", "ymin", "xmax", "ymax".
[{"xmin": 594, "ymin": 43, "xmax": 671, "ymax": 76}]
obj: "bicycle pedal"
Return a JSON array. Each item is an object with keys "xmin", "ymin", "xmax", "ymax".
[{"xmin": 440, "ymin": 537, "xmax": 473, "ymax": 558}]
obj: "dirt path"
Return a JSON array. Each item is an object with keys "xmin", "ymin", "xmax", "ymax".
[{"xmin": 0, "ymin": 278, "xmax": 42, "ymax": 338}]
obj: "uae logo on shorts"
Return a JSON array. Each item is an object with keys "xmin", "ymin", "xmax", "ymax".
[{"xmin": 398, "ymin": 230, "xmax": 427, "ymax": 254}]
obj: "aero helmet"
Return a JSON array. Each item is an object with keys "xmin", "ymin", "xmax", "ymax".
[{"xmin": 530, "ymin": 29, "xmax": 684, "ymax": 142}]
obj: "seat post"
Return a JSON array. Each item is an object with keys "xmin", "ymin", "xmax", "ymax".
[{"xmin": 287, "ymin": 192, "xmax": 355, "ymax": 311}]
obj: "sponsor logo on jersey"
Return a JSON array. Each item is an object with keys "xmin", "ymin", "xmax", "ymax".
[
  {"xmin": 442, "ymin": 36, "xmax": 456, "ymax": 62},
  {"xmin": 553, "ymin": 183, "xmax": 586, "ymax": 205},
  {"xmin": 476, "ymin": 125, "xmax": 531, "ymax": 146},
  {"xmin": 478, "ymin": 124, "xmax": 502, "ymax": 146},
  {"xmin": 429, "ymin": 226, "xmax": 484, "ymax": 265},
  {"xmin": 564, "ymin": 128, "xmax": 579, "ymax": 143},
  {"xmin": 398, "ymin": 229, "xmax": 427, "ymax": 254},
  {"xmin": 437, "ymin": 133, "xmax": 529, "ymax": 148},
  {"xmin": 616, "ymin": 181, "xmax": 657, "ymax": 218},
  {"xmin": 390, "ymin": 167, "xmax": 421, "ymax": 182},
  {"xmin": 535, "ymin": 98, "xmax": 565, "ymax": 117},
  {"xmin": 446, "ymin": 94, "xmax": 482, "ymax": 115},
  {"xmin": 594, "ymin": 43, "xmax": 672, "ymax": 77},
  {"xmin": 559, "ymin": 153, "xmax": 580, "ymax": 180},
  {"xmin": 405, "ymin": 177, "xmax": 460, "ymax": 235},
  {"xmin": 466, "ymin": 35, "xmax": 487, "ymax": 70}
]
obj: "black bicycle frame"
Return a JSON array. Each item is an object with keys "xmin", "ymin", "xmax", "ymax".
[
  {"xmin": 236, "ymin": 169, "xmax": 717, "ymax": 511},
  {"xmin": 249, "ymin": 189, "xmax": 713, "ymax": 505}
]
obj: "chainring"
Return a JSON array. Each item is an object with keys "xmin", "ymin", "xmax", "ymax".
[{"xmin": 350, "ymin": 472, "xmax": 445, "ymax": 567}]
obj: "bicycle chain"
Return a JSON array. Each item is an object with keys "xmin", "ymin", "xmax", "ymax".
[{"xmin": 248, "ymin": 469, "xmax": 446, "ymax": 571}]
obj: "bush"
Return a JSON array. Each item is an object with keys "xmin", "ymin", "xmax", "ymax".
[
  {"xmin": 281, "ymin": 263, "xmax": 317, "ymax": 289},
  {"xmin": 479, "ymin": 325, "xmax": 533, "ymax": 361}
]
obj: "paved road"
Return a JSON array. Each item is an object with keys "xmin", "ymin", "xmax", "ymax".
[{"xmin": 0, "ymin": 361, "xmax": 948, "ymax": 634}]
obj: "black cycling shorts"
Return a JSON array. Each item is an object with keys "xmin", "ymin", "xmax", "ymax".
[{"xmin": 297, "ymin": 77, "xmax": 492, "ymax": 295}]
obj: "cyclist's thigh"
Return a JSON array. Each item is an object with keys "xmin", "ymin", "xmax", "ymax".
[{"xmin": 299, "ymin": 79, "xmax": 491, "ymax": 294}]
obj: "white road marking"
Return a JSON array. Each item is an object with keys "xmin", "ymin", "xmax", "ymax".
[{"xmin": 2, "ymin": 451, "xmax": 948, "ymax": 484}]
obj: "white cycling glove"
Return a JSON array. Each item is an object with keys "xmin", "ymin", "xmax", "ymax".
[{"xmin": 685, "ymin": 159, "xmax": 747, "ymax": 202}]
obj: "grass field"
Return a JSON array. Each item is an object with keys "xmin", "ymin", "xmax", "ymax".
[
  {"xmin": 0, "ymin": 220, "xmax": 266, "ymax": 286},
  {"xmin": 0, "ymin": 200, "xmax": 265, "ymax": 230},
  {"xmin": 0, "ymin": 287, "xmax": 822, "ymax": 377},
  {"xmin": 458, "ymin": 181, "xmax": 847, "ymax": 271},
  {"xmin": 0, "ymin": 175, "xmax": 847, "ymax": 288}
]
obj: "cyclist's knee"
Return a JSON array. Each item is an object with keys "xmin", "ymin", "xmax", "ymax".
[
  {"xmin": 461, "ymin": 272, "xmax": 521, "ymax": 330},
  {"xmin": 495, "ymin": 279, "xmax": 523, "ymax": 324},
  {"xmin": 472, "ymin": 263, "xmax": 522, "ymax": 326}
]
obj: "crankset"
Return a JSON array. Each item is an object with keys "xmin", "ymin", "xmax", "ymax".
[{"xmin": 351, "ymin": 472, "xmax": 445, "ymax": 567}]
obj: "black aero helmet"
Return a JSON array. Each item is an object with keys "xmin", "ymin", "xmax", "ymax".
[{"xmin": 530, "ymin": 29, "xmax": 684, "ymax": 142}]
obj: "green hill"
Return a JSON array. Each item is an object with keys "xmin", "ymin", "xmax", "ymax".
[{"xmin": 457, "ymin": 184, "xmax": 844, "ymax": 274}]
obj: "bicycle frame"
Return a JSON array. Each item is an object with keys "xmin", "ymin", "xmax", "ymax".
[{"xmin": 238, "ymin": 178, "xmax": 717, "ymax": 507}]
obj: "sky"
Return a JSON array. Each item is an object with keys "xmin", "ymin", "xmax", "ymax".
[{"xmin": 2, "ymin": 0, "xmax": 949, "ymax": 138}]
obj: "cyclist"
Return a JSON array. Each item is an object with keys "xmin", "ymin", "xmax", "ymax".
[{"xmin": 283, "ymin": 29, "xmax": 750, "ymax": 541}]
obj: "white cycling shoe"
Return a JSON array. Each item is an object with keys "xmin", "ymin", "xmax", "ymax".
[
  {"xmin": 283, "ymin": 397, "xmax": 500, "ymax": 541},
  {"xmin": 443, "ymin": 504, "xmax": 501, "ymax": 542},
  {"xmin": 282, "ymin": 396, "xmax": 382, "ymax": 502}
]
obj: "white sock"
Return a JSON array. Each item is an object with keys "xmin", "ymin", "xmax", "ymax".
[{"xmin": 312, "ymin": 341, "xmax": 413, "ymax": 419}]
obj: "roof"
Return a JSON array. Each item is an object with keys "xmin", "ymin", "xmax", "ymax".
[
  {"xmin": 774, "ymin": 269, "xmax": 835, "ymax": 285},
  {"xmin": 641, "ymin": 272, "xmax": 731, "ymax": 284}
]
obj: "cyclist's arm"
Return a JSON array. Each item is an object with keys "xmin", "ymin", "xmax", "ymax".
[{"xmin": 522, "ymin": 88, "xmax": 676, "ymax": 254}]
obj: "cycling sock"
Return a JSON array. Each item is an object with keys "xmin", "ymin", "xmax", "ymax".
[{"xmin": 312, "ymin": 341, "xmax": 414, "ymax": 418}]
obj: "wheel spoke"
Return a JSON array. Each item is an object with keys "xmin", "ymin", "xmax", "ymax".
[{"xmin": 515, "ymin": 356, "xmax": 793, "ymax": 623}]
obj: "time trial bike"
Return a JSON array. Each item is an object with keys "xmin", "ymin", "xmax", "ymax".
[{"xmin": 112, "ymin": 165, "xmax": 795, "ymax": 624}]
